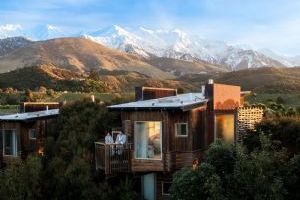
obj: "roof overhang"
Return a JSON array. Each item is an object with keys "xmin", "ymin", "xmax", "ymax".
[
  {"xmin": 108, "ymin": 100, "xmax": 208, "ymax": 112},
  {"xmin": 0, "ymin": 109, "xmax": 59, "ymax": 122}
]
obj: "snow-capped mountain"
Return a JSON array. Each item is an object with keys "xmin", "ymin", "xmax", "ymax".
[
  {"xmin": 0, "ymin": 24, "xmax": 294, "ymax": 71},
  {"xmin": 258, "ymin": 48, "xmax": 300, "ymax": 67},
  {"xmin": 83, "ymin": 25, "xmax": 286, "ymax": 70},
  {"xmin": 0, "ymin": 37, "xmax": 33, "ymax": 56}
]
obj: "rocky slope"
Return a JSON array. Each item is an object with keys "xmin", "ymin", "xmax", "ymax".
[{"xmin": 0, "ymin": 37, "xmax": 174, "ymax": 79}]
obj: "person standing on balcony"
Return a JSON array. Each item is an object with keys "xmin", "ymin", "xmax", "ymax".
[
  {"xmin": 105, "ymin": 131, "xmax": 114, "ymax": 144},
  {"xmin": 115, "ymin": 131, "xmax": 127, "ymax": 145},
  {"xmin": 115, "ymin": 131, "xmax": 127, "ymax": 155}
]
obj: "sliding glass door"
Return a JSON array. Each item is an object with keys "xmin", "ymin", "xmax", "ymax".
[
  {"xmin": 135, "ymin": 121, "xmax": 162, "ymax": 160},
  {"xmin": 3, "ymin": 130, "xmax": 18, "ymax": 156}
]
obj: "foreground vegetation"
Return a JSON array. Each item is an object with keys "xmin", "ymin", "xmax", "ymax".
[
  {"xmin": 171, "ymin": 117, "xmax": 300, "ymax": 200},
  {"xmin": 0, "ymin": 99, "xmax": 138, "ymax": 200}
]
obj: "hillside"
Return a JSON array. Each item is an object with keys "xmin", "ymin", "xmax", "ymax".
[
  {"xmin": 0, "ymin": 66, "xmax": 196, "ymax": 92},
  {"xmin": 216, "ymin": 67, "xmax": 300, "ymax": 93},
  {"xmin": 180, "ymin": 67, "xmax": 300, "ymax": 93},
  {"xmin": 0, "ymin": 37, "xmax": 174, "ymax": 79},
  {"xmin": 144, "ymin": 57, "xmax": 227, "ymax": 75}
]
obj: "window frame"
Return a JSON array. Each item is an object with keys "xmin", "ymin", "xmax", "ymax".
[
  {"xmin": 29, "ymin": 129, "xmax": 37, "ymax": 140},
  {"xmin": 175, "ymin": 123, "xmax": 188, "ymax": 137},
  {"xmin": 2, "ymin": 129, "xmax": 18, "ymax": 156},
  {"xmin": 134, "ymin": 121, "xmax": 163, "ymax": 161}
]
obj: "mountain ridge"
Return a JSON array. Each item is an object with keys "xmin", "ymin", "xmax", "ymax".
[
  {"xmin": 0, "ymin": 37, "xmax": 175, "ymax": 79},
  {"xmin": 0, "ymin": 24, "xmax": 295, "ymax": 70}
]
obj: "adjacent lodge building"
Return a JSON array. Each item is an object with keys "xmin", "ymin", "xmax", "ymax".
[
  {"xmin": 95, "ymin": 81, "xmax": 264, "ymax": 200},
  {"xmin": 0, "ymin": 102, "xmax": 60, "ymax": 167}
]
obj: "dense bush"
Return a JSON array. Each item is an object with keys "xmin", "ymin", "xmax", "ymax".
[
  {"xmin": 171, "ymin": 134, "xmax": 300, "ymax": 200},
  {"xmin": 244, "ymin": 117, "xmax": 300, "ymax": 154},
  {"xmin": 0, "ymin": 156, "xmax": 42, "ymax": 200}
]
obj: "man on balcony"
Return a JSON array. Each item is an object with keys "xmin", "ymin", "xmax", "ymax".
[{"xmin": 115, "ymin": 131, "xmax": 127, "ymax": 155}]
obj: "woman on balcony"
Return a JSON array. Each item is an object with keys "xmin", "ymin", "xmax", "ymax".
[{"xmin": 105, "ymin": 131, "xmax": 114, "ymax": 144}]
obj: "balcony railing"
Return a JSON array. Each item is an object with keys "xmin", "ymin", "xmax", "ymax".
[{"xmin": 95, "ymin": 142, "xmax": 132, "ymax": 175}]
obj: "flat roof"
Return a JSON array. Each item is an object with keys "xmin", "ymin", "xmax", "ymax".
[
  {"xmin": 0, "ymin": 109, "xmax": 59, "ymax": 122},
  {"xmin": 108, "ymin": 93, "xmax": 207, "ymax": 111}
]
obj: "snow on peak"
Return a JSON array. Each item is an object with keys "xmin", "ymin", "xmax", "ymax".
[
  {"xmin": 0, "ymin": 24, "xmax": 24, "ymax": 39},
  {"xmin": 0, "ymin": 24, "xmax": 291, "ymax": 70},
  {"xmin": 83, "ymin": 25, "xmax": 288, "ymax": 70}
]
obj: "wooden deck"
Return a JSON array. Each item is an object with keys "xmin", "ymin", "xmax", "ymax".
[{"xmin": 95, "ymin": 142, "xmax": 132, "ymax": 175}]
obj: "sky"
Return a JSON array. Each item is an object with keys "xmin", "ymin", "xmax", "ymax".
[{"xmin": 1, "ymin": 0, "xmax": 300, "ymax": 56}]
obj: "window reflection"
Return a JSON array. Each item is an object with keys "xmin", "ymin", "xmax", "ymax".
[
  {"xmin": 215, "ymin": 114, "xmax": 235, "ymax": 143},
  {"xmin": 135, "ymin": 122, "xmax": 162, "ymax": 160}
]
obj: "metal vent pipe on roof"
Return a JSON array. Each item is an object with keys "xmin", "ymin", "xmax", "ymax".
[
  {"xmin": 201, "ymin": 85, "xmax": 205, "ymax": 94},
  {"xmin": 91, "ymin": 95, "xmax": 95, "ymax": 102}
]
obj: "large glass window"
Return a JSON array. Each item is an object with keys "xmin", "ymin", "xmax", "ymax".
[
  {"xmin": 215, "ymin": 114, "xmax": 235, "ymax": 143},
  {"xmin": 135, "ymin": 121, "xmax": 162, "ymax": 160},
  {"xmin": 3, "ymin": 130, "xmax": 18, "ymax": 156}
]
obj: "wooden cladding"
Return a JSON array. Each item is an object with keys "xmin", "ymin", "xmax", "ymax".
[
  {"xmin": 0, "ymin": 119, "xmax": 48, "ymax": 165},
  {"xmin": 123, "ymin": 120, "xmax": 132, "ymax": 136},
  {"xmin": 117, "ymin": 107, "xmax": 206, "ymax": 173}
]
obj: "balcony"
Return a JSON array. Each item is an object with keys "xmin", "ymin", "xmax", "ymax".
[{"xmin": 95, "ymin": 142, "xmax": 132, "ymax": 175}]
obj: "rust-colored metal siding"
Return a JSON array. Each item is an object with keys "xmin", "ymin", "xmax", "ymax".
[{"xmin": 135, "ymin": 87, "xmax": 177, "ymax": 101}]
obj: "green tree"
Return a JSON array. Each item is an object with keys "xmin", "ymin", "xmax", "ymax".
[
  {"xmin": 37, "ymin": 86, "xmax": 47, "ymax": 93},
  {"xmin": 171, "ymin": 164, "xmax": 225, "ymax": 200},
  {"xmin": 41, "ymin": 99, "xmax": 136, "ymax": 200},
  {"xmin": 255, "ymin": 117, "xmax": 300, "ymax": 154},
  {"xmin": 46, "ymin": 88, "xmax": 55, "ymax": 97},
  {"xmin": 25, "ymin": 89, "xmax": 34, "ymax": 102},
  {"xmin": 203, "ymin": 140, "xmax": 236, "ymax": 179},
  {"xmin": 0, "ymin": 155, "xmax": 42, "ymax": 200},
  {"xmin": 231, "ymin": 135, "xmax": 287, "ymax": 200},
  {"xmin": 276, "ymin": 96, "xmax": 285, "ymax": 105},
  {"xmin": 285, "ymin": 155, "xmax": 300, "ymax": 200}
]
